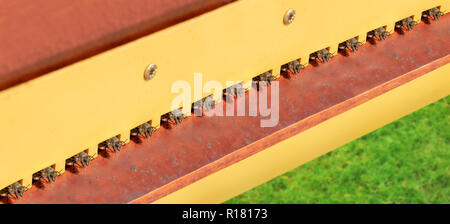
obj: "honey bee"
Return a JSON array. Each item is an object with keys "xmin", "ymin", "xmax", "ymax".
[
  {"xmin": 161, "ymin": 109, "xmax": 185, "ymax": 128},
  {"xmin": 254, "ymin": 72, "xmax": 276, "ymax": 85},
  {"xmin": 66, "ymin": 152, "xmax": 93, "ymax": 167},
  {"xmin": 0, "ymin": 182, "xmax": 26, "ymax": 199},
  {"xmin": 253, "ymin": 72, "xmax": 276, "ymax": 89},
  {"xmin": 99, "ymin": 136, "xmax": 124, "ymax": 152},
  {"xmin": 310, "ymin": 49, "xmax": 333, "ymax": 64},
  {"xmin": 281, "ymin": 60, "xmax": 307, "ymax": 79},
  {"xmin": 339, "ymin": 38, "xmax": 362, "ymax": 52},
  {"xmin": 423, "ymin": 8, "xmax": 444, "ymax": 22},
  {"xmin": 368, "ymin": 27, "xmax": 390, "ymax": 41},
  {"xmin": 396, "ymin": 17, "xmax": 417, "ymax": 31},
  {"xmin": 202, "ymin": 96, "xmax": 216, "ymax": 111},
  {"xmin": 223, "ymin": 84, "xmax": 245, "ymax": 99},
  {"xmin": 192, "ymin": 96, "xmax": 216, "ymax": 116},
  {"xmin": 192, "ymin": 100, "xmax": 203, "ymax": 116},
  {"xmin": 131, "ymin": 123, "xmax": 156, "ymax": 139},
  {"xmin": 33, "ymin": 167, "xmax": 60, "ymax": 183}
]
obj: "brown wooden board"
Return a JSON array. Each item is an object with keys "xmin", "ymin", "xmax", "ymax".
[{"xmin": 0, "ymin": 0, "xmax": 234, "ymax": 91}]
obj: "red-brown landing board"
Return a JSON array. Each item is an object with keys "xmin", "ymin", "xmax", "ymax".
[
  {"xmin": 10, "ymin": 16, "xmax": 450, "ymax": 204},
  {"xmin": 0, "ymin": 0, "xmax": 235, "ymax": 91}
]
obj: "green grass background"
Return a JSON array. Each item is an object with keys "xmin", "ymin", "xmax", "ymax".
[{"xmin": 226, "ymin": 96, "xmax": 449, "ymax": 204}]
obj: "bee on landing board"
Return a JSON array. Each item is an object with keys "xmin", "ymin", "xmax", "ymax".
[
  {"xmin": 99, "ymin": 136, "xmax": 125, "ymax": 153},
  {"xmin": 0, "ymin": 182, "xmax": 26, "ymax": 200}
]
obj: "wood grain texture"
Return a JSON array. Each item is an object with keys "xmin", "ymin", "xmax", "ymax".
[
  {"xmin": 136, "ymin": 55, "xmax": 450, "ymax": 204},
  {"xmin": 10, "ymin": 16, "xmax": 449, "ymax": 204},
  {"xmin": 0, "ymin": 0, "xmax": 235, "ymax": 91}
]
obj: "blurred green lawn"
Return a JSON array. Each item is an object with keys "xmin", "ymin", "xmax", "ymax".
[{"xmin": 226, "ymin": 96, "xmax": 449, "ymax": 204}]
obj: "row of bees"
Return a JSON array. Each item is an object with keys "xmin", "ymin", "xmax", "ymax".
[{"xmin": 0, "ymin": 7, "xmax": 445, "ymax": 203}]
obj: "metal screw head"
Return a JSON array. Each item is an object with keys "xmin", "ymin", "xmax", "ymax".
[
  {"xmin": 144, "ymin": 64, "xmax": 157, "ymax": 80},
  {"xmin": 284, "ymin": 9, "xmax": 296, "ymax": 25}
]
